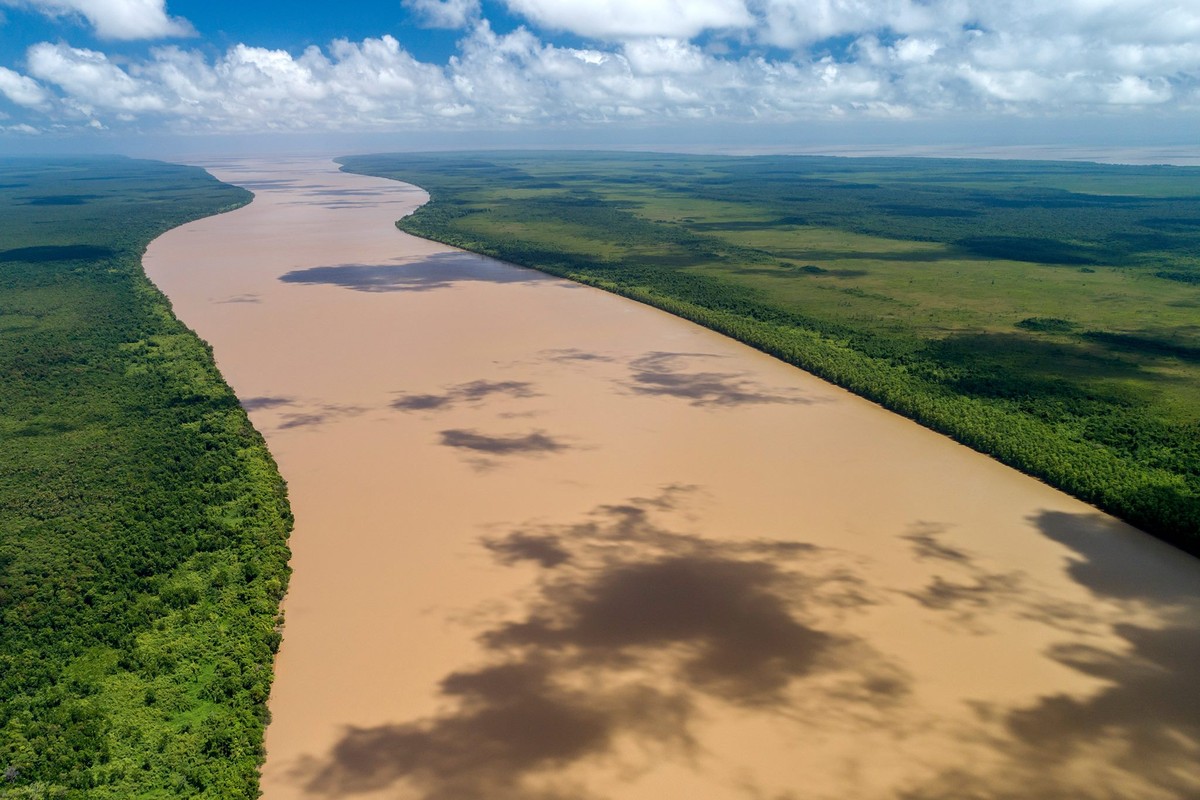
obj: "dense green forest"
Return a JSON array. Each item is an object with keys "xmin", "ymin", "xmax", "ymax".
[
  {"xmin": 340, "ymin": 151, "xmax": 1200, "ymax": 554},
  {"xmin": 0, "ymin": 157, "xmax": 291, "ymax": 797}
]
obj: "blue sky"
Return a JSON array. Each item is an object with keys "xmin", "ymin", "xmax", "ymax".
[{"xmin": 1, "ymin": 0, "xmax": 1199, "ymax": 154}]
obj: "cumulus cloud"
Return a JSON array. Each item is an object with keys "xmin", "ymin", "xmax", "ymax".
[
  {"xmin": 504, "ymin": 0, "xmax": 754, "ymax": 40},
  {"xmin": 403, "ymin": 0, "xmax": 480, "ymax": 29},
  {"xmin": 2, "ymin": 0, "xmax": 193, "ymax": 40},
  {"xmin": 752, "ymin": 0, "xmax": 943, "ymax": 49},
  {"xmin": 27, "ymin": 42, "xmax": 165, "ymax": 112},
  {"xmin": 0, "ymin": 66, "xmax": 50, "ymax": 107},
  {"xmin": 2, "ymin": 0, "xmax": 1199, "ymax": 134}
]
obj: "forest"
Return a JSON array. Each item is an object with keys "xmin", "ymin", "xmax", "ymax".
[
  {"xmin": 340, "ymin": 151, "xmax": 1200, "ymax": 555},
  {"xmin": 0, "ymin": 157, "xmax": 291, "ymax": 798}
]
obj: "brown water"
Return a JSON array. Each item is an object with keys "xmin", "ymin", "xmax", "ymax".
[{"xmin": 144, "ymin": 158, "xmax": 1200, "ymax": 800}]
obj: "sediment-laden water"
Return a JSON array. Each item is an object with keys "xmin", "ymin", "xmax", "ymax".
[{"xmin": 144, "ymin": 158, "xmax": 1200, "ymax": 800}]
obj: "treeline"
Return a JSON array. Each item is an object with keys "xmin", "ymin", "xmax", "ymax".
[
  {"xmin": 340, "ymin": 152, "xmax": 1199, "ymax": 554},
  {"xmin": 0, "ymin": 157, "xmax": 291, "ymax": 797}
]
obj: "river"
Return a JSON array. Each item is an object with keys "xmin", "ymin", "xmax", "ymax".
[{"xmin": 143, "ymin": 158, "xmax": 1200, "ymax": 800}]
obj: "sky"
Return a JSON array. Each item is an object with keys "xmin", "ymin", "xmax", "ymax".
[{"xmin": 1, "ymin": 0, "xmax": 1199, "ymax": 155}]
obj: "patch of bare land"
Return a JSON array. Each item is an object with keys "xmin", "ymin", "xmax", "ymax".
[{"xmin": 144, "ymin": 159, "xmax": 1200, "ymax": 800}]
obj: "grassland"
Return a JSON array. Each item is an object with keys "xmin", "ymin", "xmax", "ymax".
[
  {"xmin": 339, "ymin": 151, "xmax": 1200, "ymax": 554},
  {"xmin": 0, "ymin": 157, "xmax": 291, "ymax": 798}
]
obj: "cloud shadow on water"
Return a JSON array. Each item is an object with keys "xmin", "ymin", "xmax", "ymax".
[
  {"xmin": 539, "ymin": 348, "xmax": 615, "ymax": 364},
  {"xmin": 303, "ymin": 187, "xmax": 392, "ymax": 197},
  {"xmin": 898, "ymin": 521, "xmax": 1102, "ymax": 636},
  {"xmin": 300, "ymin": 659, "xmax": 692, "ymax": 800},
  {"xmin": 456, "ymin": 380, "xmax": 538, "ymax": 403},
  {"xmin": 277, "ymin": 404, "xmax": 367, "ymax": 430},
  {"xmin": 1001, "ymin": 621, "xmax": 1200, "ymax": 797},
  {"xmin": 1001, "ymin": 511, "xmax": 1200, "ymax": 797},
  {"xmin": 901, "ymin": 522, "xmax": 971, "ymax": 565},
  {"xmin": 297, "ymin": 488, "xmax": 906, "ymax": 799},
  {"xmin": 393, "ymin": 380, "xmax": 538, "ymax": 412},
  {"xmin": 239, "ymin": 395, "xmax": 294, "ymax": 411},
  {"xmin": 1032, "ymin": 510, "xmax": 1199, "ymax": 604},
  {"xmin": 484, "ymin": 554, "xmax": 839, "ymax": 705},
  {"xmin": 900, "ymin": 510, "xmax": 1200, "ymax": 799},
  {"xmin": 279, "ymin": 252, "xmax": 550, "ymax": 293},
  {"xmin": 392, "ymin": 393, "xmax": 454, "ymax": 411},
  {"xmin": 438, "ymin": 428, "xmax": 568, "ymax": 456},
  {"xmin": 624, "ymin": 352, "xmax": 816, "ymax": 407},
  {"xmin": 231, "ymin": 178, "xmax": 301, "ymax": 190},
  {"xmin": 484, "ymin": 532, "xmax": 573, "ymax": 568}
]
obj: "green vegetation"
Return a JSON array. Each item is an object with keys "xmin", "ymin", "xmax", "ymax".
[
  {"xmin": 340, "ymin": 151, "xmax": 1200, "ymax": 553},
  {"xmin": 0, "ymin": 157, "xmax": 291, "ymax": 797}
]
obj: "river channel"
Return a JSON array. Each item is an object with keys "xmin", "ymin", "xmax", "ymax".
[{"xmin": 143, "ymin": 158, "xmax": 1200, "ymax": 800}]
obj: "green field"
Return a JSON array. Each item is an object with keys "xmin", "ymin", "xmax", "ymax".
[
  {"xmin": 340, "ymin": 151, "xmax": 1200, "ymax": 554},
  {"xmin": 0, "ymin": 158, "xmax": 291, "ymax": 798}
]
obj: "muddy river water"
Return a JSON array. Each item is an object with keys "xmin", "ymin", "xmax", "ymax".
[{"xmin": 144, "ymin": 158, "xmax": 1200, "ymax": 800}]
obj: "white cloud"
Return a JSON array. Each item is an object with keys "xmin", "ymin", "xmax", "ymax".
[
  {"xmin": 750, "ymin": 0, "xmax": 1200, "ymax": 51},
  {"xmin": 753, "ymin": 0, "xmax": 951, "ymax": 49},
  {"xmin": 27, "ymin": 42, "xmax": 166, "ymax": 112},
  {"xmin": 503, "ymin": 0, "xmax": 754, "ymax": 40},
  {"xmin": 623, "ymin": 38, "xmax": 710, "ymax": 75},
  {"xmin": 403, "ymin": 0, "xmax": 479, "ymax": 29},
  {"xmin": 3, "ymin": 0, "xmax": 1200, "ymax": 134},
  {"xmin": 1105, "ymin": 75, "xmax": 1172, "ymax": 106},
  {"xmin": 0, "ymin": 65, "xmax": 50, "ymax": 107},
  {"xmin": 2, "ymin": 0, "xmax": 193, "ymax": 40}
]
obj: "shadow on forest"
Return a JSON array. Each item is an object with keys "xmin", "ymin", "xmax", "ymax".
[
  {"xmin": 926, "ymin": 331, "xmax": 1172, "ymax": 402},
  {"xmin": 735, "ymin": 266, "xmax": 869, "ymax": 279},
  {"xmin": 767, "ymin": 247, "xmax": 950, "ymax": 263},
  {"xmin": 874, "ymin": 204, "xmax": 981, "ymax": 219},
  {"xmin": 1081, "ymin": 331, "xmax": 1200, "ymax": 365},
  {"xmin": 279, "ymin": 252, "xmax": 549, "ymax": 293},
  {"xmin": 954, "ymin": 236, "xmax": 1105, "ymax": 265},
  {"xmin": 0, "ymin": 244, "xmax": 115, "ymax": 263},
  {"xmin": 1139, "ymin": 216, "xmax": 1200, "ymax": 233},
  {"xmin": 24, "ymin": 194, "xmax": 98, "ymax": 206},
  {"xmin": 687, "ymin": 219, "xmax": 804, "ymax": 231},
  {"xmin": 294, "ymin": 488, "xmax": 903, "ymax": 800}
]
